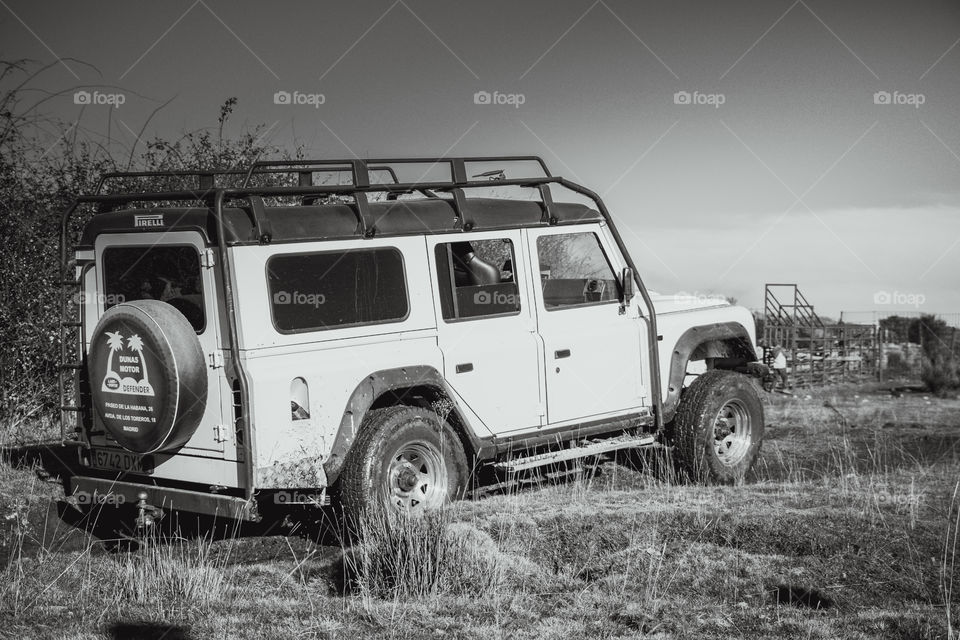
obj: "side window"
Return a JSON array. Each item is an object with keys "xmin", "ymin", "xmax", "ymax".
[
  {"xmin": 435, "ymin": 238, "xmax": 520, "ymax": 320},
  {"xmin": 267, "ymin": 248, "xmax": 408, "ymax": 332},
  {"xmin": 536, "ymin": 232, "xmax": 619, "ymax": 309}
]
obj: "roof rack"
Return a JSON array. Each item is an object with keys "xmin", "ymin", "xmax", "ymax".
[
  {"xmin": 83, "ymin": 156, "xmax": 560, "ymax": 223},
  {"xmin": 67, "ymin": 155, "xmax": 593, "ymax": 273},
  {"xmin": 94, "ymin": 163, "xmax": 404, "ymax": 196},
  {"xmin": 240, "ymin": 156, "xmax": 552, "ymax": 189}
]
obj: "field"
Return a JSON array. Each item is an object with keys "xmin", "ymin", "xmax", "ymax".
[{"xmin": 1, "ymin": 383, "xmax": 958, "ymax": 639}]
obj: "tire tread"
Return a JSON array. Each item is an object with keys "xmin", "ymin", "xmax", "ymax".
[{"xmin": 672, "ymin": 369, "xmax": 764, "ymax": 483}]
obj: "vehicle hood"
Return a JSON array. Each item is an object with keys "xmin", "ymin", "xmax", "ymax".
[{"xmin": 648, "ymin": 291, "xmax": 731, "ymax": 315}]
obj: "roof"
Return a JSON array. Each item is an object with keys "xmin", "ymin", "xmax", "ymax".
[{"xmin": 77, "ymin": 197, "xmax": 603, "ymax": 248}]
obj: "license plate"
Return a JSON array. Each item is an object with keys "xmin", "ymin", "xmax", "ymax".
[{"xmin": 89, "ymin": 449, "xmax": 152, "ymax": 474}]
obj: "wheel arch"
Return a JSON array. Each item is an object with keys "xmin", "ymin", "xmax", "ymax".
[
  {"xmin": 662, "ymin": 322, "xmax": 758, "ymax": 423},
  {"xmin": 323, "ymin": 365, "xmax": 490, "ymax": 484}
]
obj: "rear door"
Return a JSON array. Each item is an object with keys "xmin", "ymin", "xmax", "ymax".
[
  {"xmin": 526, "ymin": 226, "xmax": 646, "ymax": 425},
  {"xmin": 427, "ymin": 231, "xmax": 545, "ymax": 434},
  {"xmin": 93, "ymin": 231, "xmax": 228, "ymax": 455}
]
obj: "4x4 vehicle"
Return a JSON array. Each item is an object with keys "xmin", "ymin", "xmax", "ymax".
[{"xmin": 58, "ymin": 156, "xmax": 765, "ymax": 524}]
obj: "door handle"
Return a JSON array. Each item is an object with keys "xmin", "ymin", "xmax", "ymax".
[
  {"xmin": 455, "ymin": 363, "xmax": 474, "ymax": 373},
  {"xmin": 554, "ymin": 349, "xmax": 571, "ymax": 359}
]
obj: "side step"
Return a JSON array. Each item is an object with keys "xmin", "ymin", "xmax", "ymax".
[{"xmin": 494, "ymin": 434, "xmax": 659, "ymax": 473}]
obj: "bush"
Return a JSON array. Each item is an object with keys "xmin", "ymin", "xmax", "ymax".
[
  {"xmin": 343, "ymin": 508, "xmax": 505, "ymax": 599},
  {"xmin": 921, "ymin": 351, "xmax": 960, "ymax": 396}
]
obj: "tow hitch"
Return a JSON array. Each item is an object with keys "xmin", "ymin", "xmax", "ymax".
[{"xmin": 134, "ymin": 491, "xmax": 163, "ymax": 530}]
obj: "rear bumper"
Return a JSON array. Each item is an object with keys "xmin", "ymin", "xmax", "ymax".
[{"xmin": 67, "ymin": 475, "xmax": 260, "ymax": 521}]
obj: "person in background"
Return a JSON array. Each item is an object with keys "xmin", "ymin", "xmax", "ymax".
[{"xmin": 770, "ymin": 343, "xmax": 789, "ymax": 390}]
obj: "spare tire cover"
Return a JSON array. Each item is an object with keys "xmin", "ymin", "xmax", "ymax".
[{"xmin": 88, "ymin": 300, "xmax": 208, "ymax": 454}]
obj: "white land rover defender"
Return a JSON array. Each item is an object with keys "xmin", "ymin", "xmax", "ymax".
[{"xmin": 58, "ymin": 157, "xmax": 766, "ymax": 524}]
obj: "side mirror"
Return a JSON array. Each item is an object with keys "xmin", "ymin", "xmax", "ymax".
[{"xmin": 620, "ymin": 267, "xmax": 635, "ymax": 304}]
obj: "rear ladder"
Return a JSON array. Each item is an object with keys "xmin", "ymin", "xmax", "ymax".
[{"xmin": 58, "ymin": 249, "xmax": 89, "ymax": 444}]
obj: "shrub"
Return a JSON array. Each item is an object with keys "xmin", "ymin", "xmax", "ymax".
[
  {"xmin": 921, "ymin": 351, "xmax": 960, "ymax": 396},
  {"xmin": 343, "ymin": 508, "xmax": 505, "ymax": 600}
]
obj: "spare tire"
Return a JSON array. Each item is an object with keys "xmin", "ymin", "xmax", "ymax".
[{"xmin": 87, "ymin": 300, "xmax": 207, "ymax": 454}]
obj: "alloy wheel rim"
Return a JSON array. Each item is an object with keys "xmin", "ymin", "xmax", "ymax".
[
  {"xmin": 387, "ymin": 441, "xmax": 447, "ymax": 511},
  {"xmin": 713, "ymin": 399, "xmax": 752, "ymax": 466}
]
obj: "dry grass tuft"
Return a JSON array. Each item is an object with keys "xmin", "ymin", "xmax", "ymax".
[
  {"xmin": 342, "ymin": 507, "xmax": 507, "ymax": 601},
  {"xmin": 111, "ymin": 534, "xmax": 238, "ymax": 616}
]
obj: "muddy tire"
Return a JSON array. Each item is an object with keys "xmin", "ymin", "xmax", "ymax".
[
  {"xmin": 338, "ymin": 406, "xmax": 468, "ymax": 520},
  {"xmin": 672, "ymin": 370, "xmax": 764, "ymax": 484}
]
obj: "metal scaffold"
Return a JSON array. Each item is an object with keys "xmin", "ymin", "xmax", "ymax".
[{"xmin": 762, "ymin": 284, "xmax": 879, "ymax": 386}]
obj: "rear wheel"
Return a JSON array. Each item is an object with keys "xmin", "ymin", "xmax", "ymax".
[
  {"xmin": 672, "ymin": 369, "xmax": 764, "ymax": 483},
  {"xmin": 338, "ymin": 406, "xmax": 468, "ymax": 520}
]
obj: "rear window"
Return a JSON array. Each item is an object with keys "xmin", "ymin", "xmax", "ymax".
[
  {"xmin": 101, "ymin": 245, "xmax": 205, "ymax": 332},
  {"xmin": 267, "ymin": 248, "xmax": 408, "ymax": 333}
]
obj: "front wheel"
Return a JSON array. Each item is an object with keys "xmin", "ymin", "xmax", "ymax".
[
  {"xmin": 671, "ymin": 370, "xmax": 764, "ymax": 483},
  {"xmin": 338, "ymin": 406, "xmax": 469, "ymax": 520}
]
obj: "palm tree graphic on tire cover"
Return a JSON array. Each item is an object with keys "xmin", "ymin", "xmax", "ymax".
[
  {"xmin": 126, "ymin": 334, "xmax": 151, "ymax": 393},
  {"xmin": 101, "ymin": 331, "xmax": 124, "ymax": 391}
]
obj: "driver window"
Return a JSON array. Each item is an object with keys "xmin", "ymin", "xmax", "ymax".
[{"xmin": 536, "ymin": 232, "xmax": 619, "ymax": 309}]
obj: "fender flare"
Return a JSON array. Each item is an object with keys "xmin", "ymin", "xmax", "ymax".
[
  {"xmin": 322, "ymin": 365, "xmax": 490, "ymax": 484},
  {"xmin": 662, "ymin": 322, "xmax": 757, "ymax": 423}
]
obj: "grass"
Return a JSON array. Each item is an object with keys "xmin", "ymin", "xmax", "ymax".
[
  {"xmin": 112, "ymin": 533, "xmax": 238, "ymax": 617},
  {"xmin": 0, "ymin": 383, "xmax": 958, "ymax": 638},
  {"xmin": 342, "ymin": 507, "xmax": 508, "ymax": 601}
]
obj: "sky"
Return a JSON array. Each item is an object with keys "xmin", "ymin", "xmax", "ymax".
[{"xmin": 2, "ymin": 0, "xmax": 959, "ymax": 319}]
